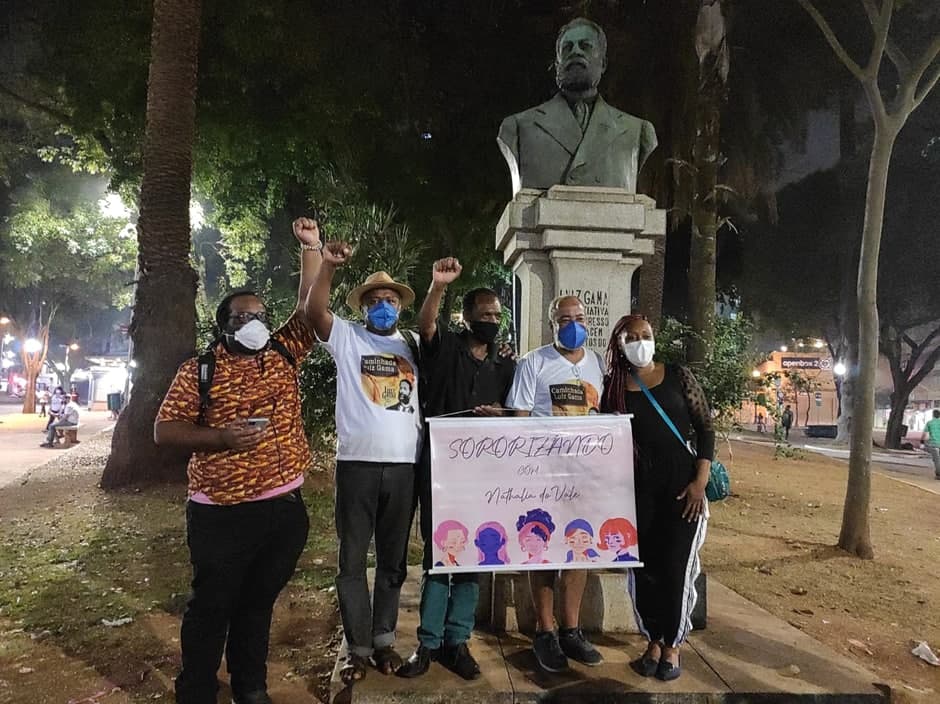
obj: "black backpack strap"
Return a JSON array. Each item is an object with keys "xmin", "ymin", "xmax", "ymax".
[
  {"xmin": 195, "ymin": 337, "xmax": 296, "ymax": 426},
  {"xmin": 402, "ymin": 329, "xmax": 421, "ymax": 366},
  {"xmin": 196, "ymin": 347, "xmax": 217, "ymax": 426}
]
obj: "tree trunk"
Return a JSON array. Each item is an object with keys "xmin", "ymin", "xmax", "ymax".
[
  {"xmin": 839, "ymin": 125, "xmax": 897, "ymax": 560},
  {"xmin": 884, "ymin": 391, "xmax": 909, "ymax": 448},
  {"xmin": 637, "ymin": 236, "xmax": 665, "ymax": 329},
  {"xmin": 835, "ymin": 86, "xmax": 859, "ymax": 444},
  {"xmin": 19, "ymin": 326, "xmax": 50, "ymax": 415},
  {"xmin": 687, "ymin": 0, "xmax": 726, "ymax": 364},
  {"xmin": 101, "ymin": 0, "xmax": 202, "ymax": 489}
]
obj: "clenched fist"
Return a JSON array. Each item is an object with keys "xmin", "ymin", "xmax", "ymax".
[
  {"xmin": 292, "ymin": 217, "xmax": 321, "ymax": 247},
  {"xmin": 432, "ymin": 257, "xmax": 462, "ymax": 285},
  {"xmin": 322, "ymin": 241, "xmax": 353, "ymax": 267}
]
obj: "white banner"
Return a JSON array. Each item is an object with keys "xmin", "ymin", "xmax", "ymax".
[{"xmin": 428, "ymin": 415, "xmax": 640, "ymax": 574}]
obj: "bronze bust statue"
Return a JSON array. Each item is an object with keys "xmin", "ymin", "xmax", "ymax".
[{"xmin": 498, "ymin": 18, "xmax": 658, "ymax": 196}]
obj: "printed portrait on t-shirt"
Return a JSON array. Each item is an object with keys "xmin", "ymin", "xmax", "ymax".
[
  {"xmin": 549, "ymin": 380, "xmax": 600, "ymax": 416},
  {"xmin": 388, "ymin": 378, "xmax": 415, "ymax": 413},
  {"xmin": 360, "ymin": 354, "xmax": 417, "ymax": 412}
]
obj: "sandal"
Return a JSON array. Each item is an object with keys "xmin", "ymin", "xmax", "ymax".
[
  {"xmin": 629, "ymin": 641, "xmax": 661, "ymax": 678},
  {"xmin": 656, "ymin": 654, "xmax": 682, "ymax": 681},
  {"xmin": 371, "ymin": 645, "xmax": 403, "ymax": 675},
  {"xmin": 339, "ymin": 653, "xmax": 368, "ymax": 686}
]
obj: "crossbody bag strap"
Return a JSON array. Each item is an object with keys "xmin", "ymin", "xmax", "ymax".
[{"xmin": 631, "ymin": 372, "xmax": 694, "ymax": 456}]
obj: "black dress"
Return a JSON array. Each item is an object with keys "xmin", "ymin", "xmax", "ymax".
[{"xmin": 623, "ymin": 364, "xmax": 714, "ymax": 647}]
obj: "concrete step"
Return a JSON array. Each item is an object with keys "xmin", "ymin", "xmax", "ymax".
[{"xmin": 329, "ymin": 566, "xmax": 887, "ymax": 703}]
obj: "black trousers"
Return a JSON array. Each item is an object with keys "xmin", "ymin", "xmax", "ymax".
[
  {"xmin": 628, "ymin": 457, "xmax": 707, "ymax": 648},
  {"xmin": 175, "ymin": 491, "xmax": 309, "ymax": 704},
  {"xmin": 334, "ymin": 460, "xmax": 415, "ymax": 657}
]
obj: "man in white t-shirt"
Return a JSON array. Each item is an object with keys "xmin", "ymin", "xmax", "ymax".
[
  {"xmin": 41, "ymin": 393, "xmax": 81, "ymax": 447},
  {"xmin": 305, "ymin": 240, "xmax": 422, "ymax": 686},
  {"xmin": 505, "ymin": 295, "xmax": 606, "ymax": 672}
]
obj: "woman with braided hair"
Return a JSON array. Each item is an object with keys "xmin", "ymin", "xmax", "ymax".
[{"xmin": 600, "ymin": 314, "xmax": 713, "ymax": 682}]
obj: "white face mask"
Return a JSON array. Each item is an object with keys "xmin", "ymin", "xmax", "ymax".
[
  {"xmin": 233, "ymin": 319, "xmax": 271, "ymax": 351},
  {"xmin": 619, "ymin": 338, "xmax": 655, "ymax": 368}
]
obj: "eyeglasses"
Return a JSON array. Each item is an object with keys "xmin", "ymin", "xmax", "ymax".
[{"xmin": 229, "ymin": 311, "xmax": 268, "ymax": 325}]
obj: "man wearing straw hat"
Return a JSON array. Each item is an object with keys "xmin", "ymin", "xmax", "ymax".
[{"xmin": 305, "ymin": 240, "xmax": 422, "ymax": 686}]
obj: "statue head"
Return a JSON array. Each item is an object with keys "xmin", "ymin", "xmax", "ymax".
[{"xmin": 554, "ymin": 18, "xmax": 607, "ymax": 100}]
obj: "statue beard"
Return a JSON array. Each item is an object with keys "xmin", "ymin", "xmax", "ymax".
[{"xmin": 556, "ymin": 60, "xmax": 603, "ymax": 99}]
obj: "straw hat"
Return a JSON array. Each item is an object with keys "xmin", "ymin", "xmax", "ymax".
[{"xmin": 346, "ymin": 271, "xmax": 416, "ymax": 309}]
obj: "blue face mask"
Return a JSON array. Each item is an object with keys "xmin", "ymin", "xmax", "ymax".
[
  {"xmin": 365, "ymin": 300, "xmax": 399, "ymax": 331},
  {"xmin": 556, "ymin": 321, "xmax": 587, "ymax": 350}
]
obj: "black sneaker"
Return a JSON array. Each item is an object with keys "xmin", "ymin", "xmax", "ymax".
[
  {"xmin": 396, "ymin": 644, "xmax": 438, "ymax": 678},
  {"xmin": 532, "ymin": 630, "xmax": 568, "ymax": 672},
  {"xmin": 559, "ymin": 627, "xmax": 603, "ymax": 666},
  {"xmin": 440, "ymin": 641, "xmax": 481, "ymax": 680}
]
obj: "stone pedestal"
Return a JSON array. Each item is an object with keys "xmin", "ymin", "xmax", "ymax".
[
  {"xmin": 495, "ymin": 185, "xmax": 666, "ymax": 355},
  {"xmin": 481, "ymin": 571, "xmax": 638, "ymax": 634}
]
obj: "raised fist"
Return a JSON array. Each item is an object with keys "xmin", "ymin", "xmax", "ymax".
[
  {"xmin": 432, "ymin": 257, "xmax": 462, "ymax": 285},
  {"xmin": 292, "ymin": 217, "xmax": 321, "ymax": 247},
  {"xmin": 322, "ymin": 241, "xmax": 353, "ymax": 267}
]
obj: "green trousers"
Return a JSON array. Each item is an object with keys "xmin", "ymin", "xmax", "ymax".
[{"xmin": 416, "ymin": 570, "xmax": 479, "ymax": 649}]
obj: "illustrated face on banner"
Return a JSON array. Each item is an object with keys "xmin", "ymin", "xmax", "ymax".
[
  {"xmin": 520, "ymin": 526, "xmax": 548, "ymax": 558},
  {"xmin": 433, "ymin": 520, "xmax": 469, "ymax": 566},
  {"xmin": 475, "ymin": 522, "xmax": 510, "ymax": 566},
  {"xmin": 566, "ymin": 528, "xmax": 593, "ymax": 552},
  {"xmin": 597, "ymin": 517, "xmax": 638, "ymax": 561},
  {"xmin": 564, "ymin": 518, "xmax": 599, "ymax": 563},
  {"xmin": 443, "ymin": 529, "xmax": 467, "ymax": 556}
]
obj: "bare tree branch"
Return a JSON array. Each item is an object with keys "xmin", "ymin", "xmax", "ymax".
[
  {"xmin": 909, "ymin": 339, "xmax": 940, "ymax": 390},
  {"xmin": 865, "ymin": 0, "xmax": 894, "ymax": 79},
  {"xmin": 862, "ymin": 0, "xmax": 911, "ymax": 76},
  {"xmin": 0, "ymin": 81, "xmax": 72, "ymax": 124},
  {"xmin": 914, "ymin": 52, "xmax": 940, "ymax": 108},
  {"xmin": 797, "ymin": 0, "xmax": 866, "ymax": 81}
]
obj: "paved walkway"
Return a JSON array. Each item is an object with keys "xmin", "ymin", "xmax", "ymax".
[
  {"xmin": 0, "ymin": 399, "xmax": 115, "ymax": 487},
  {"xmin": 330, "ymin": 567, "xmax": 887, "ymax": 703},
  {"xmin": 731, "ymin": 432, "xmax": 940, "ymax": 494}
]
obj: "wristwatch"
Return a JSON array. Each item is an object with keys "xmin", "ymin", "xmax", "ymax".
[{"xmin": 300, "ymin": 241, "xmax": 323, "ymax": 252}]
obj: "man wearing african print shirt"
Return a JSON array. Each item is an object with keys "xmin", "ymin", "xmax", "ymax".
[{"xmin": 154, "ymin": 217, "xmax": 322, "ymax": 704}]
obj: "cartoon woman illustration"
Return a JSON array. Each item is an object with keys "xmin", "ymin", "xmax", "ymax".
[
  {"xmin": 516, "ymin": 508, "xmax": 555, "ymax": 564},
  {"xmin": 433, "ymin": 519, "xmax": 469, "ymax": 567},
  {"xmin": 597, "ymin": 517, "xmax": 639, "ymax": 562},
  {"xmin": 564, "ymin": 519, "xmax": 600, "ymax": 563},
  {"xmin": 475, "ymin": 521, "xmax": 510, "ymax": 566}
]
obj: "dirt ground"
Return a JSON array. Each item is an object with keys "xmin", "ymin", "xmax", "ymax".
[
  {"xmin": 0, "ymin": 432, "xmax": 938, "ymax": 703},
  {"xmin": 702, "ymin": 441, "xmax": 940, "ymax": 701}
]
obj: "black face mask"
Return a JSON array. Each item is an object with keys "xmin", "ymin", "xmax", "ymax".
[{"xmin": 468, "ymin": 321, "xmax": 500, "ymax": 344}]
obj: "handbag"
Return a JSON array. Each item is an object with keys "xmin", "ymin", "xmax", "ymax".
[{"xmin": 631, "ymin": 373, "xmax": 731, "ymax": 502}]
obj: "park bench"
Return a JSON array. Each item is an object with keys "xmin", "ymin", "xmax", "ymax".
[{"xmin": 54, "ymin": 425, "xmax": 81, "ymax": 448}]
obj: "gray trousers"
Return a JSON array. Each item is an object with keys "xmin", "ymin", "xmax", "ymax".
[
  {"xmin": 928, "ymin": 444, "xmax": 940, "ymax": 478},
  {"xmin": 335, "ymin": 460, "xmax": 415, "ymax": 657}
]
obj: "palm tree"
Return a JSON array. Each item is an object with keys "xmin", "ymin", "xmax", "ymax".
[{"xmin": 101, "ymin": 0, "xmax": 202, "ymax": 488}]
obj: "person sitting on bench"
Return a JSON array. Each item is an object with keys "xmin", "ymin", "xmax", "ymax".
[{"xmin": 41, "ymin": 393, "xmax": 81, "ymax": 447}]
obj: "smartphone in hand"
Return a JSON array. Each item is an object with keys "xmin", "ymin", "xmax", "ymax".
[{"xmin": 247, "ymin": 417, "xmax": 270, "ymax": 429}]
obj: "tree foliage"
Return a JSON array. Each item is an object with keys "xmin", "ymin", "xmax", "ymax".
[{"xmin": 655, "ymin": 315, "xmax": 756, "ymax": 428}]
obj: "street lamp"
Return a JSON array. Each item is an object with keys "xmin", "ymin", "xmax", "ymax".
[
  {"xmin": 23, "ymin": 338, "xmax": 42, "ymax": 354},
  {"xmin": 833, "ymin": 361, "xmax": 847, "ymax": 377}
]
